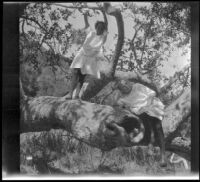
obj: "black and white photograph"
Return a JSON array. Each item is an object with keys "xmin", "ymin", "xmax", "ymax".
[{"xmin": 2, "ymin": 1, "xmax": 199, "ymax": 180}]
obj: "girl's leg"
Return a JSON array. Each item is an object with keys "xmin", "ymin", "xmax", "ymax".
[
  {"xmin": 78, "ymin": 70, "xmax": 86, "ymax": 89},
  {"xmin": 72, "ymin": 69, "xmax": 82, "ymax": 99},
  {"xmin": 64, "ymin": 68, "xmax": 79, "ymax": 99},
  {"xmin": 153, "ymin": 119, "xmax": 167, "ymax": 167},
  {"xmin": 78, "ymin": 72, "xmax": 87, "ymax": 99},
  {"xmin": 79, "ymin": 82, "xmax": 89, "ymax": 100}
]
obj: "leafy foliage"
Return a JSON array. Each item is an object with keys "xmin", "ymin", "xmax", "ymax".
[
  {"xmin": 119, "ymin": 2, "xmax": 191, "ymax": 86},
  {"xmin": 20, "ymin": 2, "xmax": 191, "ymax": 98}
]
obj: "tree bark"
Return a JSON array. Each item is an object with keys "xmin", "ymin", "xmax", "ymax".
[
  {"xmin": 163, "ymin": 88, "xmax": 191, "ymax": 160},
  {"xmin": 162, "ymin": 88, "xmax": 191, "ymax": 138},
  {"xmin": 20, "ymin": 94, "xmax": 146, "ymax": 151},
  {"xmin": 20, "ymin": 81, "xmax": 191, "ymax": 160}
]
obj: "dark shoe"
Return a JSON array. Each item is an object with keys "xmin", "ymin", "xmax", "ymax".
[{"xmin": 160, "ymin": 161, "xmax": 167, "ymax": 168}]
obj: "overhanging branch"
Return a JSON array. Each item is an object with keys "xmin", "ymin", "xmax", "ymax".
[
  {"xmin": 21, "ymin": 16, "xmax": 48, "ymax": 34},
  {"xmin": 49, "ymin": 3, "xmax": 102, "ymax": 10}
]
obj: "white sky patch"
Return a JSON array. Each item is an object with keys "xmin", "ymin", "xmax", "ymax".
[{"xmin": 160, "ymin": 48, "xmax": 190, "ymax": 77}]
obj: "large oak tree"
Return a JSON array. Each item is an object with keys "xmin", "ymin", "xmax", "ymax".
[{"xmin": 20, "ymin": 2, "xmax": 191, "ymax": 161}]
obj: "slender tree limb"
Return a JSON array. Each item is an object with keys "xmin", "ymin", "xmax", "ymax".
[
  {"xmin": 114, "ymin": 64, "xmax": 191, "ymax": 96},
  {"xmin": 21, "ymin": 16, "xmax": 48, "ymax": 34},
  {"xmin": 101, "ymin": 9, "xmax": 108, "ymax": 26},
  {"xmin": 44, "ymin": 41, "xmax": 55, "ymax": 54},
  {"xmin": 166, "ymin": 137, "xmax": 191, "ymax": 161},
  {"xmin": 115, "ymin": 70, "xmax": 159, "ymax": 94},
  {"xmin": 140, "ymin": 20, "xmax": 153, "ymax": 62},
  {"xmin": 49, "ymin": 3, "xmax": 102, "ymax": 11},
  {"xmin": 21, "ymin": 19, "xmax": 29, "ymax": 42},
  {"xmin": 83, "ymin": 13, "xmax": 89, "ymax": 29},
  {"xmin": 130, "ymin": 24, "xmax": 144, "ymax": 70}
]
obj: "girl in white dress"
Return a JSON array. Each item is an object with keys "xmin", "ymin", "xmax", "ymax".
[{"xmin": 65, "ymin": 21, "xmax": 108, "ymax": 99}]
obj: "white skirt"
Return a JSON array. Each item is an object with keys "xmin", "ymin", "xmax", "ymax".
[{"xmin": 70, "ymin": 48, "xmax": 102, "ymax": 79}]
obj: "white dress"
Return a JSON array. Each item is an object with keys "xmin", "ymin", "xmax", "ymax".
[
  {"xmin": 117, "ymin": 83, "xmax": 165, "ymax": 120},
  {"xmin": 70, "ymin": 27, "xmax": 106, "ymax": 79}
]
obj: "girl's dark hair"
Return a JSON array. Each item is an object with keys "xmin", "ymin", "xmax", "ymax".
[{"xmin": 95, "ymin": 21, "xmax": 107, "ymax": 35}]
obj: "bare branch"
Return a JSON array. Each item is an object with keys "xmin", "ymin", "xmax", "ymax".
[
  {"xmin": 115, "ymin": 70, "xmax": 159, "ymax": 93},
  {"xmin": 101, "ymin": 10, "xmax": 108, "ymax": 26},
  {"xmin": 129, "ymin": 24, "xmax": 143, "ymax": 69},
  {"xmin": 21, "ymin": 19, "xmax": 28, "ymax": 41},
  {"xmin": 140, "ymin": 19, "xmax": 153, "ymax": 62},
  {"xmin": 49, "ymin": 3, "xmax": 102, "ymax": 10},
  {"xmin": 83, "ymin": 13, "xmax": 89, "ymax": 29},
  {"xmin": 21, "ymin": 16, "xmax": 48, "ymax": 34}
]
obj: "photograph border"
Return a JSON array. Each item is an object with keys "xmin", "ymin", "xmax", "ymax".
[{"xmin": 2, "ymin": 1, "xmax": 199, "ymax": 179}]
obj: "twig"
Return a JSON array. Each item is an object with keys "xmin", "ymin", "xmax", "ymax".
[
  {"xmin": 49, "ymin": 3, "xmax": 102, "ymax": 11},
  {"xmin": 21, "ymin": 16, "xmax": 48, "ymax": 34},
  {"xmin": 140, "ymin": 19, "xmax": 153, "ymax": 62}
]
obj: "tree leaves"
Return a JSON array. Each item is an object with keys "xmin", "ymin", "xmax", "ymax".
[
  {"xmin": 119, "ymin": 2, "xmax": 190, "ymax": 87},
  {"xmin": 20, "ymin": 2, "xmax": 191, "ymax": 99}
]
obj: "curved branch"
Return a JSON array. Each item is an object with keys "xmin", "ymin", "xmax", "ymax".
[
  {"xmin": 140, "ymin": 20, "xmax": 153, "ymax": 62},
  {"xmin": 104, "ymin": 3, "xmax": 124, "ymax": 77},
  {"xmin": 21, "ymin": 19, "xmax": 28, "ymax": 42},
  {"xmin": 101, "ymin": 10, "xmax": 108, "ymax": 26},
  {"xmin": 83, "ymin": 13, "xmax": 89, "ymax": 29},
  {"xmin": 50, "ymin": 3, "xmax": 101, "ymax": 10},
  {"xmin": 166, "ymin": 137, "xmax": 191, "ymax": 161},
  {"xmin": 43, "ymin": 41, "xmax": 55, "ymax": 54},
  {"xmin": 115, "ymin": 70, "xmax": 159, "ymax": 94},
  {"xmin": 21, "ymin": 16, "xmax": 48, "ymax": 34},
  {"xmin": 130, "ymin": 24, "xmax": 144, "ymax": 70}
]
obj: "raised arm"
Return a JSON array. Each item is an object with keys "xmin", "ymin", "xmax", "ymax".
[{"xmin": 83, "ymin": 11, "xmax": 92, "ymax": 34}]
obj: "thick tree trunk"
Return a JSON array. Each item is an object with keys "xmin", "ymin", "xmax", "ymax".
[
  {"xmin": 20, "ymin": 95, "xmax": 146, "ymax": 151},
  {"xmin": 20, "ymin": 83, "xmax": 191, "ymax": 160}
]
